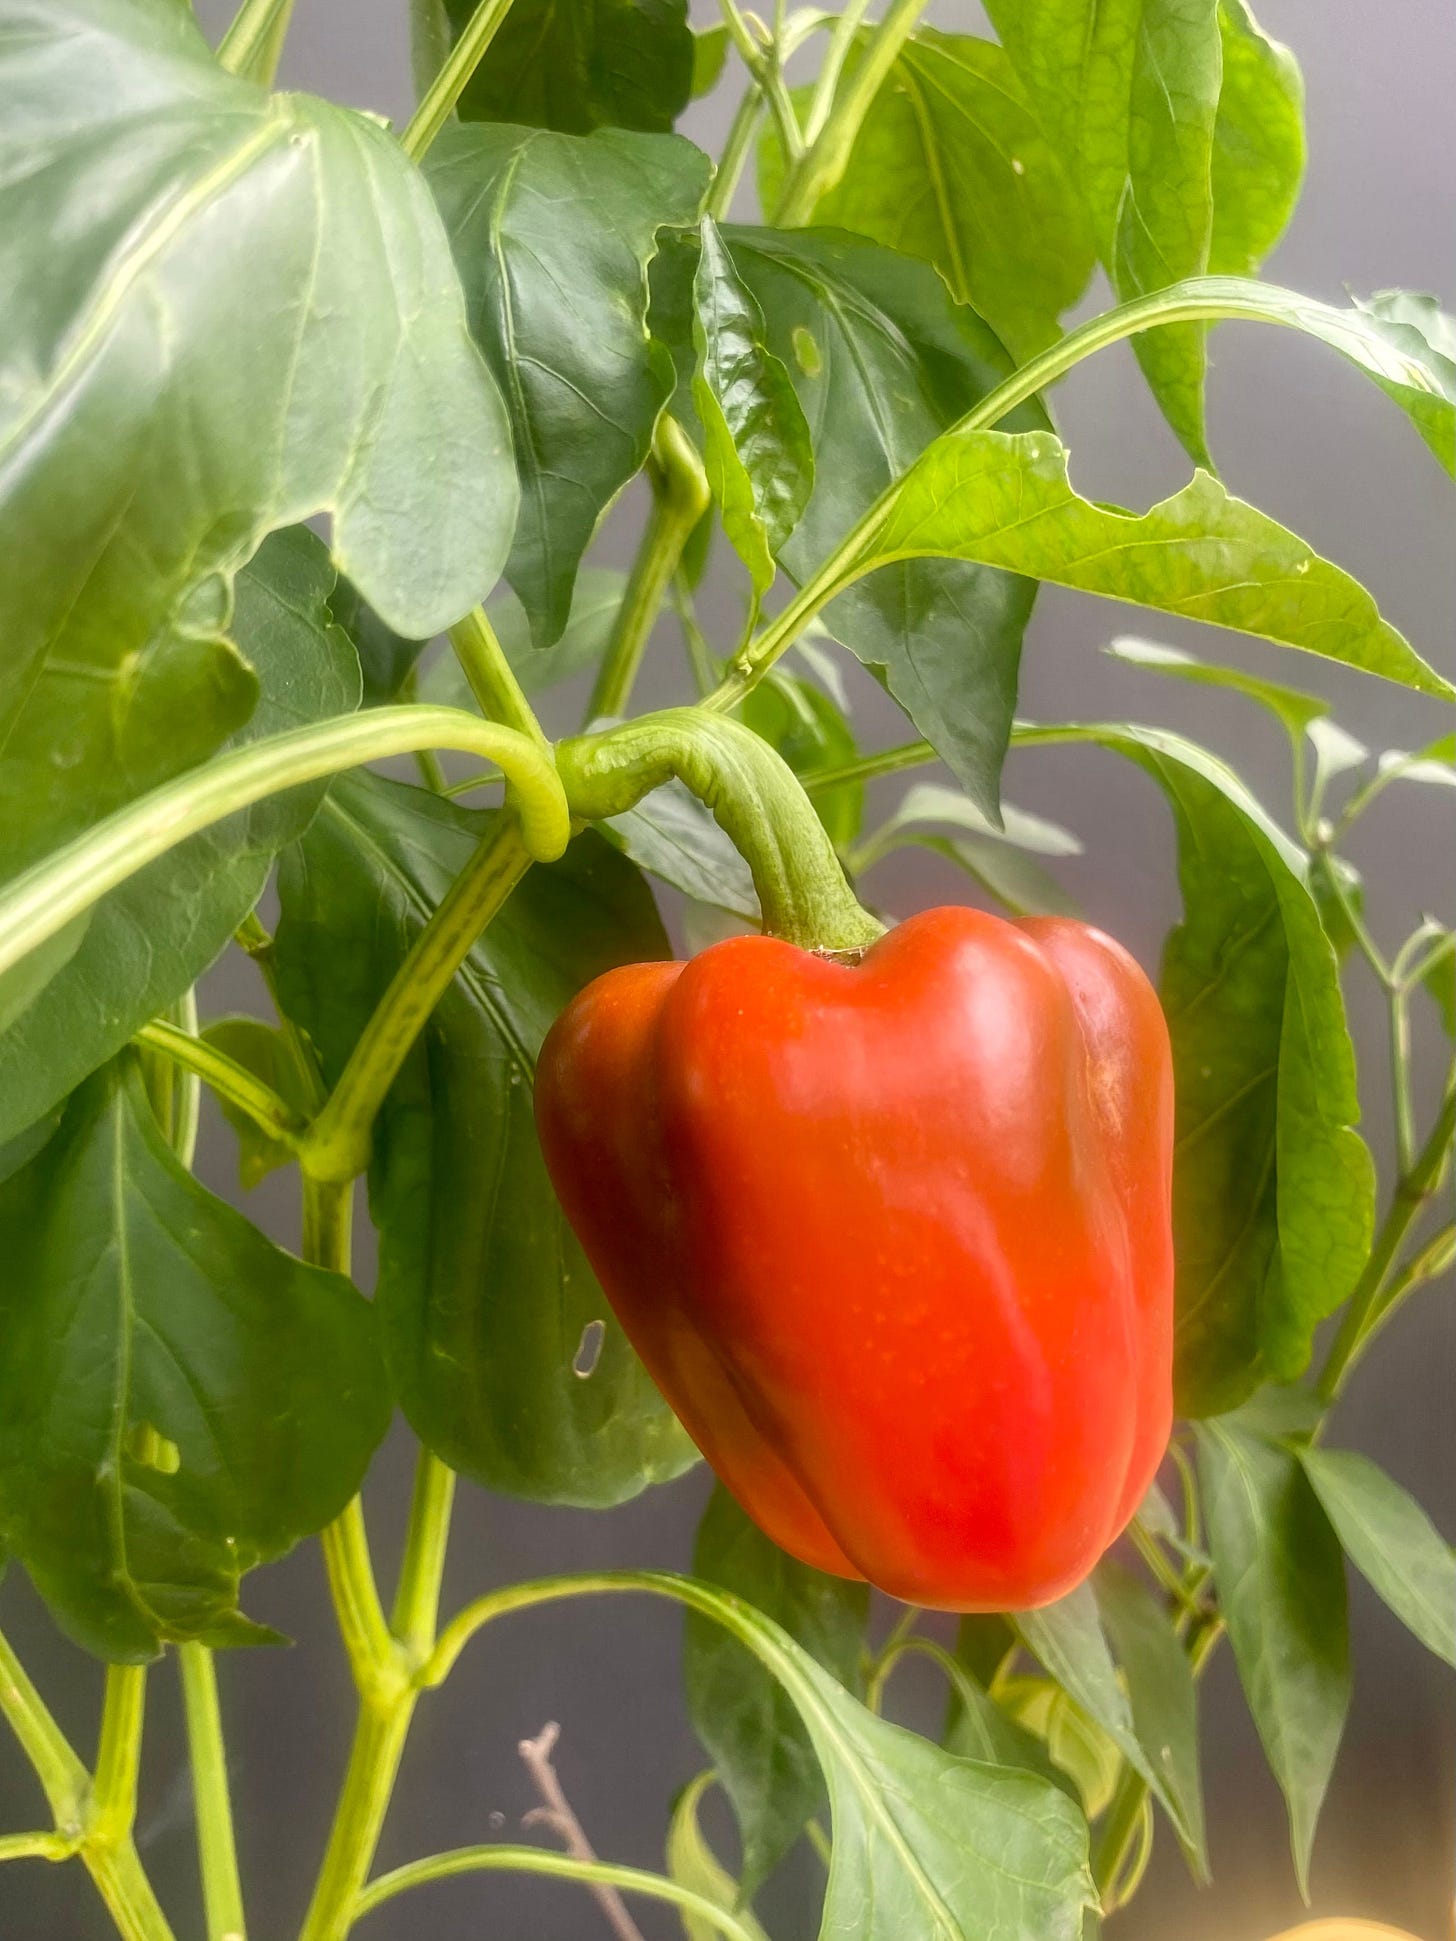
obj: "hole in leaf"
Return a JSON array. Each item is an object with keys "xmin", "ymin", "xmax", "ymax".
[
  {"xmin": 573, "ymin": 1319, "xmax": 606, "ymax": 1378},
  {"xmin": 126, "ymin": 1421, "xmax": 181, "ymax": 1475},
  {"xmin": 792, "ymin": 326, "xmax": 822, "ymax": 377}
]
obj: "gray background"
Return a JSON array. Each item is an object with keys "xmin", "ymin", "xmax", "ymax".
[{"xmin": 2, "ymin": 1, "xmax": 1453, "ymax": 1936}]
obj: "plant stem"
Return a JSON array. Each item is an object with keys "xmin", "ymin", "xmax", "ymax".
[
  {"xmin": 448, "ymin": 608, "xmax": 548, "ymax": 748},
  {"xmin": 0, "ymin": 1625, "xmax": 90, "ymax": 1834},
  {"xmin": 300, "ymin": 820, "xmax": 534, "ymax": 1183},
  {"xmin": 299, "ymin": 1703, "xmax": 416, "ymax": 1941},
  {"xmin": 718, "ymin": 0, "xmax": 802, "ymax": 166},
  {"xmin": 772, "ymin": 0, "xmax": 926, "ymax": 222},
  {"xmin": 133, "ymin": 1020, "xmax": 305, "ymax": 1148},
  {"xmin": 589, "ymin": 419, "xmax": 712, "ymax": 722},
  {"xmin": 351, "ymin": 1843, "xmax": 762, "ymax": 1937},
  {"xmin": 0, "ymin": 1830, "xmax": 79, "ymax": 1863},
  {"xmin": 800, "ymin": 0, "xmax": 872, "ymax": 144},
  {"xmin": 390, "ymin": 1453, "xmax": 457, "ymax": 1664},
  {"xmin": 215, "ymin": 0, "xmax": 294, "ymax": 77},
  {"xmin": 802, "ymin": 739, "xmax": 937, "ymax": 794},
  {"xmin": 399, "ymin": 0, "xmax": 517, "ymax": 160},
  {"xmin": 705, "ymin": 86, "xmax": 766, "ymax": 219},
  {"xmin": 0, "ymin": 707, "xmax": 569, "ymax": 988},
  {"xmin": 92, "ymin": 1668, "xmax": 147, "ymax": 1851},
  {"xmin": 179, "ymin": 1646, "xmax": 247, "ymax": 1941}
]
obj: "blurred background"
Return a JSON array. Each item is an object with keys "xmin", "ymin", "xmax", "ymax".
[{"xmin": 2, "ymin": 1, "xmax": 1452, "ymax": 1936}]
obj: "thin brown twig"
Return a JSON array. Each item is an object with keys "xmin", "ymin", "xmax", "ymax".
[{"xmin": 517, "ymin": 1724, "xmax": 647, "ymax": 1941}]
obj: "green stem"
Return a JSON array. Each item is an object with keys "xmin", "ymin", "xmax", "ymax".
[
  {"xmin": 179, "ymin": 1646, "xmax": 247, "ymax": 1941},
  {"xmin": 589, "ymin": 419, "xmax": 712, "ymax": 722},
  {"xmin": 390, "ymin": 1453, "xmax": 457, "ymax": 1665},
  {"xmin": 803, "ymin": 740, "xmax": 937, "ymax": 794},
  {"xmin": 1390, "ymin": 985, "xmax": 1418, "ymax": 1174},
  {"xmin": 707, "ymin": 279, "xmax": 1392, "ymax": 704},
  {"xmin": 1317, "ymin": 1079, "xmax": 1456, "ymax": 1403},
  {"xmin": 133, "ymin": 1020, "xmax": 305, "ymax": 1149},
  {"xmin": 0, "ymin": 708, "xmax": 569, "ymax": 988},
  {"xmin": 800, "ymin": 0, "xmax": 872, "ymax": 144},
  {"xmin": 300, "ymin": 819, "xmax": 534, "ymax": 1183},
  {"xmin": 298, "ymin": 1703, "xmax": 416, "ymax": 1941},
  {"xmin": 718, "ymin": 0, "xmax": 802, "ymax": 165},
  {"xmin": 399, "ymin": 0, "xmax": 518, "ymax": 160},
  {"xmin": 92, "ymin": 1667, "xmax": 147, "ymax": 1851},
  {"xmin": 215, "ymin": 0, "xmax": 294, "ymax": 77},
  {"xmin": 447, "ymin": 608, "xmax": 548, "ymax": 747},
  {"xmin": 0, "ymin": 1626, "xmax": 90, "ymax": 1835},
  {"xmin": 352, "ymin": 1845, "xmax": 760, "ymax": 1939},
  {"xmin": 0, "ymin": 1830, "xmax": 79, "ymax": 1863},
  {"xmin": 705, "ymin": 86, "xmax": 766, "ymax": 220},
  {"xmin": 556, "ymin": 709, "xmax": 882, "ymax": 951},
  {"xmin": 772, "ymin": 0, "xmax": 926, "ymax": 223}
]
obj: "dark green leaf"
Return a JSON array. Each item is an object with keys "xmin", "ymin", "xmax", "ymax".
[
  {"xmin": 693, "ymin": 219, "xmax": 815, "ymax": 592},
  {"xmin": 872, "ymin": 428, "xmax": 1450, "ymax": 698},
  {"xmin": 1209, "ymin": 1, "xmax": 1305, "ymax": 277},
  {"xmin": 685, "ymin": 1485, "xmax": 868, "ymax": 1897},
  {"xmin": 444, "ymin": 0, "xmax": 694, "ymax": 132},
  {"xmin": 275, "ymin": 777, "xmax": 695, "ymax": 1505},
  {"xmin": 421, "ymin": 571, "xmax": 629, "ymax": 709},
  {"xmin": 0, "ymin": 527, "xmax": 361, "ymax": 1148},
  {"xmin": 666, "ymin": 1772, "xmax": 771, "ymax": 1941},
  {"xmin": 429, "ymin": 125, "xmax": 709, "ymax": 645},
  {"xmin": 1096, "ymin": 1560, "xmax": 1208, "ymax": 1875},
  {"xmin": 1016, "ymin": 1580, "xmax": 1195, "ymax": 1847},
  {"xmin": 1298, "ymin": 1447, "xmax": 1456, "ymax": 1668},
  {"xmin": 0, "ymin": 0, "xmax": 514, "ymax": 870},
  {"xmin": 738, "ymin": 671, "xmax": 864, "ymax": 848},
  {"xmin": 985, "ymin": 0, "xmax": 1224, "ymax": 463},
  {"xmin": 1015, "ymin": 722, "xmax": 1376, "ymax": 1415},
  {"xmin": 327, "ymin": 581, "xmax": 428, "ymax": 706},
  {"xmin": 691, "ymin": 24, "xmax": 730, "ymax": 97},
  {"xmin": 1197, "ymin": 1417, "xmax": 1350, "ymax": 1892},
  {"xmin": 200, "ymin": 1017, "xmax": 316, "ymax": 1191},
  {"xmin": 764, "ymin": 32, "xmax": 1095, "ymax": 359},
  {"xmin": 604, "ymin": 787, "xmax": 761, "ymax": 922},
  {"xmin": 0, "ymin": 1057, "xmax": 389, "ymax": 1662},
  {"xmin": 941, "ymin": 1662, "xmax": 1077, "ymax": 1803},
  {"xmin": 656, "ymin": 227, "xmax": 1047, "ymax": 819}
]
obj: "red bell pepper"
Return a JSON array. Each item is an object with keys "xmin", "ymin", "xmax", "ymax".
[{"xmin": 536, "ymin": 906, "xmax": 1174, "ymax": 1610}]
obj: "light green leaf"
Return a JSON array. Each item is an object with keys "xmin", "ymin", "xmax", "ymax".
[
  {"xmin": 1197, "ymin": 1417, "xmax": 1350, "ymax": 1893},
  {"xmin": 1016, "ymin": 1580, "xmax": 1196, "ymax": 1847},
  {"xmin": 739, "ymin": 670, "xmax": 864, "ymax": 849},
  {"xmin": 870, "ymin": 428, "xmax": 1451, "ymax": 699},
  {"xmin": 1015, "ymin": 720, "xmax": 1376, "ymax": 1414},
  {"xmin": 655, "ymin": 227, "xmax": 1048, "ymax": 818},
  {"xmin": 429, "ymin": 125, "xmax": 710, "ymax": 645},
  {"xmin": 1096, "ymin": 1561, "xmax": 1208, "ymax": 1875},
  {"xmin": 0, "ymin": 1056, "xmax": 389, "ymax": 1662},
  {"xmin": 275, "ymin": 779, "xmax": 695, "ymax": 1506},
  {"xmin": 692, "ymin": 24, "xmax": 730, "ymax": 97},
  {"xmin": 685, "ymin": 1486, "xmax": 868, "ymax": 1898},
  {"xmin": 1106, "ymin": 636, "xmax": 1327, "ymax": 740},
  {"xmin": 1358, "ymin": 290, "xmax": 1456, "ymax": 367},
  {"xmin": 0, "ymin": 0, "xmax": 514, "ymax": 869},
  {"xmin": 443, "ymin": 0, "xmax": 694, "ymax": 132},
  {"xmin": 693, "ymin": 219, "xmax": 815, "ymax": 593},
  {"xmin": 0, "ymin": 527, "xmax": 361, "ymax": 1148},
  {"xmin": 666, "ymin": 1773, "xmax": 771, "ymax": 1941},
  {"xmin": 985, "ymin": 0, "xmax": 1223, "ymax": 463},
  {"xmin": 1209, "ymin": 1, "xmax": 1305, "ymax": 276},
  {"xmin": 200, "ymin": 1017, "xmax": 317, "ymax": 1192},
  {"xmin": 858, "ymin": 783, "xmax": 1082, "ymax": 917},
  {"xmin": 764, "ymin": 32, "xmax": 1095, "ymax": 359},
  {"xmin": 1298, "ymin": 1447, "xmax": 1456, "ymax": 1668}
]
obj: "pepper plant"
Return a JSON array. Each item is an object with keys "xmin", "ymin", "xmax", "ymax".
[{"xmin": 0, "ymin": 0, "xmax": 1452, "ymax": 1937}]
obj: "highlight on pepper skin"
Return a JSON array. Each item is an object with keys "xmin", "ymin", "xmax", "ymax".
[{"xmin": 535, "ymin": 904, "xmax": 1175, "ymax": 1612}]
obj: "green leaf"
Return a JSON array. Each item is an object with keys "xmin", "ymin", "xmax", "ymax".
[
  {"xmin": 428, "ymin": 125, "xmax": 709, "ymax": 646},
  {"xmin": 685, "ymin": 1485, "xmax": 868, "ymax": 1898},
  {"xmin": 739, "ymin": 671, "xmax": 864, "ymax": 849},
  {"xmin": 422, "ymin": 571, "xmax": 630, "ymax": 709},
  {"xmin": 1298, "ymin": 1447, "xmax": 1456, "ymax": 1668},
  {"xmin": 1105, "ymin": 636, "xmax": 1328, "ymax": 741},
  {"xmin": 1197, "ymin": 1417, "xmax": 1350, "ymax": 1893},
  {"xmin": 1095, "ymin": 1561, "xmax": 1208, "ymax": 1875},
  {"xmin": 1360, "ymin": 289, "xmax": 1456, "ymax": 365},
  {"xmin": 860, "ymin": 783, "xmax": 1082, "ymax": 917},
  {"xmin": 666, "ymin": 1773, "xmax": 771, "ymax": 1941},
  {"xmin": 656, "ymin": 227, "xmax": 1048, "ymax": 818},
  {"xmin": 1209, "ymin": 2, "xmax": 1305, "ymax": 277},
  {"xmin": 0, "ymin": 0, "xmax": 514, "ymax": 870},
  {"xmin": 995, "ymin": 1677, "xmax": 1122, "ymax": 1819},
  {"xmin": 444, "ymin": 0, "xmax": 694, "ymax": 132},
  {"xmin": 0, "ymin": 527, "xmax": 361, "ymax": 1148},
  {"xmin": 870, "ymin": 428, "xmax": 1451, "ymax": 698},
  {"xmin": 200, "ymin": 1017, "xmax": 316, "ymax": 1191},
  {"xmin": 692, "ymin": 219, "xmax": 815, "ymax": 593},
  {"xmin": 1419, "ymin": 949, "xmax": 1456, "ymax": 1038},
  {"xmin": 326, "ymin": 582, "xmax": 428, "ymax": 707},
  {"xmin": 603, "ymin": 788, "xmax": 761, "ymax": 922},
  {"xmin": 691, "ymin": 24, "xmax": 730, "ymax": 97},
  {"xmin": 275, "ymin": 777, "xmax": 695, "ymax": 1505},
  {"xmin": 1015, "ymin": 721, "xmax": 1376, "ymax": 1414},
  {"xmin": 1016, "ymin": 1581, "xmax": 1195, "ymax": 1847},
  {"xmin": 940, "ymin": 1649, "xmax": 1079, "ymax": 1802},
  {"xmin": 984, "ymin": 0, "xmax": 1224, "ymax": 463},
  {"xmin": 0, "ymin": 1057, "xmax": 389, "ymax": 1662},
  {"xmin": 766, "ymin": 32, "xmax": 1096, "ymax": 359}
]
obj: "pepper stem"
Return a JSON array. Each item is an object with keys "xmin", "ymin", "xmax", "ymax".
[{"xmin": 556, "ymin": 708, "xmax": 882, "ymax": 954}]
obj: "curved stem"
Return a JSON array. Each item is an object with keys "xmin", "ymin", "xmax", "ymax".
[
  {"xmin": 300, "ymin": 819, "xmax": 534, "ymax": 1182},
  {"xmin": 0, "ymin": 707, "xmax": 569, "ymax": 988},
  {"xmin": 556, "ymin": 710, "xmax": 881, "ymax": 951},
  {"xmin": 352, "ymin": 1844, "xmax": 760, "ymax": 1938},
  {"xmin": 179, "ymin": 1646, "xmax": 247, "ymax": 1941},
  {"xmin": 133, "ymin": 1020, "xmax": 305, "ymax": 1150},
  {"xmin": 400, "ymin": 0, "xmax": 518, "ymax": 160},
  {"xmin": 448, "ymin": 608, "xmax": 548, "ymax": 748},
  {"xmin": 772, "ymin": 0, "xmax": 927, "ymax": 223},
  {"xmin": 589, "ymin": 418, "xmax": 712, "ymax": 722}
]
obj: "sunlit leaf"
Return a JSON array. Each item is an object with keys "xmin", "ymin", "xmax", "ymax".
[
  {"xmin": 1209, "ymin": 2, "xmax": 1305, "ymax": 277},
  {"xmin": 666, "ymin": 1772, "xmax": 771, "ymax": 1941}
]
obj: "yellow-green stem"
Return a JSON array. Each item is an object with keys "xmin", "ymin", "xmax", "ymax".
[
  {"xmin": 179, "ymin": 1646, "xmax": 247, "ymax": 1941},
  {"xmin": 400, "ymin": 0, "xmax": 518, "ymax": 160},
  {"xmin": 447, "ymin": 608, "xmax": 548, "ymax": 749}
]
